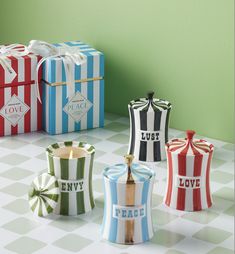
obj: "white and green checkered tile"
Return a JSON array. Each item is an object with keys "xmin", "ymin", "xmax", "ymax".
[{"xmin": 0, "ymin": 113, "xmax": 233, "ymax": 253}]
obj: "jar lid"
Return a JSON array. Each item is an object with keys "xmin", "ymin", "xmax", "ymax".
[
  {"xmin": 129, "ymin": 91, "xmax": 171, "ymax": 111},
  {"xmin": 103, "ymin": 155, "xmax": 155, "ymax": 183},
  {"xmin": 28, "ymin": 173, "xmax": 60, "ymax": 217},
  {"xmin": 166, "ymin": 130, "xmax": 214, "ymax": 155}
]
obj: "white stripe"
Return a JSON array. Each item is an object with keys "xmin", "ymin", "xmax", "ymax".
[
  {"xmin": 128, "ymin": 106, "xmax": 133, "ymax": 153},
  {"xmin": 201, "ymin": 153, "xmax": 209, "ymax": 209},
  {"xmin": 147, "ymin": 177, "xmax": 154, "ymax": 239},
  {"xmin": 102, "ymin": 178, "xmax": 112, "ymax": 240},
  {"xmin": 17, "ymin": 85, "xmax": 24, "ymax": 133},
  {"xmin": 159, "ymin": 110, "xmax": 167, "ymax": 160},
  {"xmin": 169, "ymin": 153, "xmax": 179, "ymax": 209},
  {"xmin": 17, "ymin": 57, "xmax": 24, "ymax": 82},
  {"xmin": 133, "ymin": 182, "xmax": 143, "ymax": 243},
  {"xmin": 91, "ymin": 52, "xmax": 99, "ymax": 77},
  {"xmin": 67, "ymin": 64, "xmax": 75, "ymax": 133},
  {"xmin": 80, "ymin": 56, "xmax": 88, "ymax": 130},
  {"xmin": 5, "ymin": 58, "xmax": 13, "ymax": 83},
  {"xmin": 4, "ymin": 87, "xmax": 12, "ymax": 135},
  {"xmin": 45, "ymin": 59, "xmax": 50, "ymax": 82},
  {"xmin": 146, "ymin": 111, "xmax": 154, "ymax": 161},
  {"xmin": 30, "ymin": 54, "xmax": 37, "ymax": 81},
  {"xmin": 184, "ymin": 154, "xmax": 194, "ymax": 211},
  {"xmin": 80, "ymin": 82, "xmax": 88, "ymax": 130},
  {"xmin": 115, "ymin": 183, "xmax": 126, "ymax": 243},
  {"xmin": 133, "ymin": 109, "xmax": 141, "ymax": 160},
  {"xmin": 83, "ymin": 155, "xmax": 92, "ymax": 212},
  {"xmin": 55, "ymin": 60, "xmax": 62, "ymax": 134},
  {"xmin": 52, "ymin": 157, "xmax": 61, "ymax": 214},
  {"xmin": 93, "ymin": 80, "xmax": 100, "ymax": 127},
  {"xmin": 92, "ymin": 52, "xmax": 100, "ymax": 128},
  {"xmin": 30, "ymin": 84, "xmax": 37, "ymax": 131},
  {"xmin": 68, "ymin": 158, "xmax": 78, "ymax": 215},
  {"xmin": 45, "ymin": 84, "xmax": 49, "ymax": 132}
]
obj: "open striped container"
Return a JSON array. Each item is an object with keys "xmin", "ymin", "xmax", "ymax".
[
  {"xmin": 128, "ymin": 91, "xmax": 172, "ymax": 162},
  {"xmin": 46, "ymin": 141, "xmax": 95, "ymax": 215},
  {"xmin": 102, "ymin": 155, "xmax": 155, "ymax": 244}
]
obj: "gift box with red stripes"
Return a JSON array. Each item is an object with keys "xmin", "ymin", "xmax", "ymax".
[{"xmin": 0, "ymin": 44, "xmax": 42, "ymax": 136}]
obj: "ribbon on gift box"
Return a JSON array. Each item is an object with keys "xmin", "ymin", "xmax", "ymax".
[
  {"xmin": 0, "ymin": 44, "xmax": 29, "ymax": 83},
  {"xmin": 28, "ymin": 40, "xmax": 86, "ymax": 103}
]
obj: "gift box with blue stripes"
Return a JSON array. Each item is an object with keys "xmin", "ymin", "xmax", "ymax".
[{"xmin": 42, "ymin": 41, "xmax": 104, "ymax": 135}]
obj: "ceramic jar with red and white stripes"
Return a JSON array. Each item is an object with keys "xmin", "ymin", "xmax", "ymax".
[{"xmin": 164, "ymin": 130, "xmax": 214, "ymax": 211}]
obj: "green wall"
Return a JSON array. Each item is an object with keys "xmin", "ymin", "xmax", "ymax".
[{"xmin": 0, "ymin": 0, "xmax": 234, "ymax": 142}]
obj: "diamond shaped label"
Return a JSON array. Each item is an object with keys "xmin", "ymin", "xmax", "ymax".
[
  {"xmin": 0, "ymin": 94, "xmax": 30, "ymax": 127},
  {"xmin": 63, "ymin": 92, "xmax": 93, "ymax": 123}
]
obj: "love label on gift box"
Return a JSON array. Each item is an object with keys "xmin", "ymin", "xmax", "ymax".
[{"xmin": 0, "ymin": 44, "xmax": 42, "ymax": 136}]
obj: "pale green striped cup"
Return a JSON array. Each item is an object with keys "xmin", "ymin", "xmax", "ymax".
[{"xmin": 46, "ymin": 141, "xmax": 95, "ymax": 215}]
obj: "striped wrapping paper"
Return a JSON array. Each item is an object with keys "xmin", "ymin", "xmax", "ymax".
[
  {"xmin": 102, "ymin": 162, "xmax": 155, "ymax": 244},
  {"xmin": 42, "ymin": 41, "xmax": 104, "ymax": 135},
  {"xmin": 128, "ymin": 93, "xmax": 171, "ymax": 162},
  {"xmin": 46, "ymin": 141, "xmax": 95, "ymax": 215},
  {"xmin": 0, "ymin": 47, "xmax": 42, "ymax": 136},
  {"xmin": 164, "ymin": 130, "xmax": 214, "ymax": 211}
]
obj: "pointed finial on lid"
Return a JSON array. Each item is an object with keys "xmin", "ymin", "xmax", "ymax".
[
  {"xmin": 186, "ymin": 130, "xmax": 195, "ymax": 140},
  {"xmin": 147, "ymin": 91, "xmax": 154, "ymax": 100},
  {"xmin": 124, "ymin": 154, "xmax": 134, "ymax": 167}
]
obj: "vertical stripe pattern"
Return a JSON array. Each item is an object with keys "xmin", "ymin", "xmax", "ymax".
[
  {"xmin": 128, "ymin": 96, "xmax": 171, "ymax": 162},
  {"xmin": 46, "ymin": 141, "xmax": 95, "ymax": 215},
  {"xmin": 164, "ymin": 130, "xmax": 214, "ymax": 211},
  {"xmin": 41, "ymin": 41, "xmax": 104, "ymax": 135},
  {"xmin": 102, "ymin": 163, "xmax": 155, "ymax": 244},
  {"xmin": 0, "ymin": 48, "xmax": 42, "ymax": 137}
]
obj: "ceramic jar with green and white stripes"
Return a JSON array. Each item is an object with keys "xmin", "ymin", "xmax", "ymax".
[{"xmin": 46, "ymin": 141, "xmax": 95, "ymax": 215}]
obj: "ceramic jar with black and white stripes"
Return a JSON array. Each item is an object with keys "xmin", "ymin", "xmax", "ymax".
[
  {"xmin": 128, "ymin": 92, "xmax": 172, "ymax": 162},
  {"xmin": 102, "ymin": 155, "xmax": 155, "ymax": 244}
]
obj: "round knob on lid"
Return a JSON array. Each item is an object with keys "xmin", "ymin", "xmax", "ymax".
[
  {"xmin": 186, "ymin": 130, "xmax": 195, "ymax": 141},
  {"xmin": 124, "ymin": 154, "xmax": 134, "ymax": 167},
  {"xmin": 147, "ymin": 91, "xmax": 154, "ymax": 100}
]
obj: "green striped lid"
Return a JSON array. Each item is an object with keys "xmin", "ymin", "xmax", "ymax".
[{"xmin": 28, "ymin": 173, "xmax": 59, "ymax": 217}]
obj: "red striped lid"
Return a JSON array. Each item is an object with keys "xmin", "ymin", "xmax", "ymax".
[{"xmin": 166, "ymin": 130, "xmax": 214, "ymax": 156}]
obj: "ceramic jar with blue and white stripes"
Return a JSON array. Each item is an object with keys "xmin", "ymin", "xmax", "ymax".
[
  {"xmin": 128, "ymin": 91, "xmax": 172, "ymax": 162},
  {"xmin": 102, "ymin": 155, "xmax": 155, "ymax": 244}
]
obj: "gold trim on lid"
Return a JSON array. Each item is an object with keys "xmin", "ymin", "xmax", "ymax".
[
  {"xmin": 124, "ymin": 154, "xmax": 134, "ymax": 167},
  {"xmin": 124, "ymin": 154, "xmax": 135, "ymax": 184},
  {"xmin": 124, "ymin": 154, "xmax": 135, "ymax": 244}
]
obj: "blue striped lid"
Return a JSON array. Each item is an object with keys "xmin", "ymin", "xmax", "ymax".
[{"xmin": 103, "ymin": 162, "xmax": 155, "ymax": 183}]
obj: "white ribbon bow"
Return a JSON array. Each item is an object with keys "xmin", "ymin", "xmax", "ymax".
[
  {"xmin": 28, "ymin": 40, "xmax": 86, "ymax": 103},
  {"xmin": 0, "ymin": 44, "xmax": 29, "ymax": 83}
]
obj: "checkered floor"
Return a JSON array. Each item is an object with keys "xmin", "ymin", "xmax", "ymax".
[{"xmin": 0, "ymin": 113, "xmax": 234, "ymax": 254}]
